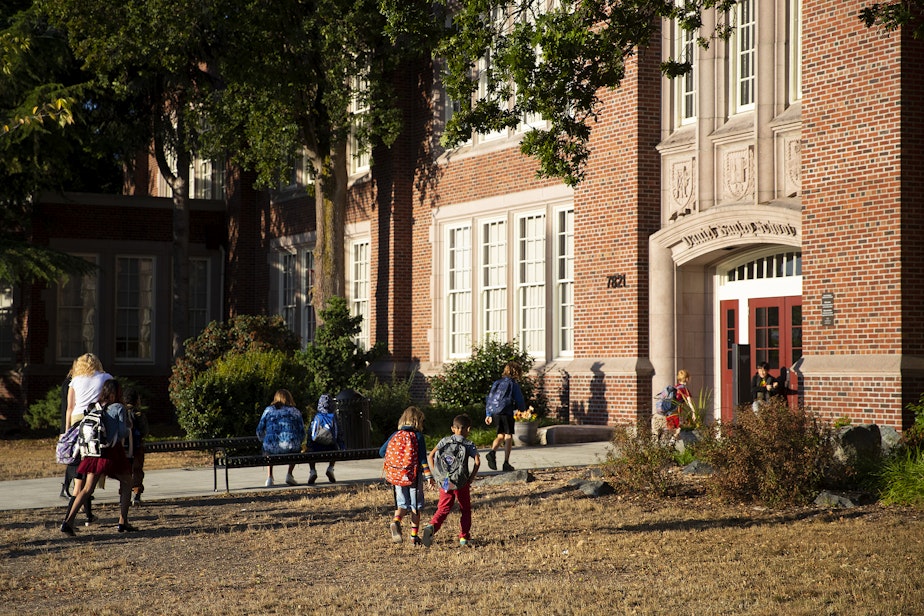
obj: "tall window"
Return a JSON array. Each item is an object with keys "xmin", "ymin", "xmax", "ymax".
[
  {"xmin": 303, "ymin": 250, "xmax": 316, "ymax": 344},
  {"xmin": 481, "ymin": 220, "xmax": 507, "ymax": 341},
  {"xmin": 280, "ymin": 252, "xmax": 297, "ymax": 332},
  {"xmin": 56, "ymin": 258, "xmax": 97, "ymax": 360},
  {"xmin": 788, "ymin": 0, "xmax": 802, "ymax": 104},
  {"xmin": 677, "ymin": 20, "xmax": 696, "ymax": 123},
  {"xmin": 447, "ymin": 225, "xmax": 473, "ymax": 356},
  {"xmin": 351, "ymin": 240, "xmax": 371, "ymax": 350},
  {"xmin": 188, "ymin": 258, "xmax": 210, "ymax": 338},
  {"xmin": 517, "ymin": 213, "xmax": 546, "ymax": 355},
  {"xmin": 350, "ymin": 75, "xmax": 371, "ymax": 175},
  {"xmin": 734, "ymin": 0, "xmax": 756, "ymax": 112},
  {"xmin": 115, "ymin": 256, "xmax": 154, "ymax": 360},
  {"xmin": 477, "ymin": 56, "xmax": 508, "ymax": 143},
  {"xmin": 158, "ymin": 152, "xmax": 226, "ymax": 199},
  {"xmin": 555, "ymin": 208, "xmax": 574, "ymax": 357},
  {"xmin": 0, "ymin": 282, "xmax": 12, "ymax": 362}
]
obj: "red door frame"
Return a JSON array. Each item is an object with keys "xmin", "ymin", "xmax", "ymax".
[{"xmin": 719, "ymin": 299, "xmax": 738, "ymax": 424}]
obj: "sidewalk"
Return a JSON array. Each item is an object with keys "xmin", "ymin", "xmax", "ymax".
[{"xmin": 0, "ymin": 440, "xmax": 613, "ymax": 511}]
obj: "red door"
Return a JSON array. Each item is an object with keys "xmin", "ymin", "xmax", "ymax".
[
  {"xmin": 749, "ymin": 296, "xmax": 802, "ymax": 404},
  {"xmin": 720, "ymin": 300, "xmax": 738, "ymax": 424}
]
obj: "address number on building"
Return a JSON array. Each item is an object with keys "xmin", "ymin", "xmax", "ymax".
[{"xmin": 607, "ymin": 274, "xmax": 627, "ymax": 289}]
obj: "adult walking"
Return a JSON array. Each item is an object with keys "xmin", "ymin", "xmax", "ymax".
[{"xmin": 61, "ymin": 379, "xmax": 136, "ymax": 535}]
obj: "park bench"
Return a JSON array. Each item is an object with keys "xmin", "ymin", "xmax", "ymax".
[
  {"xmin": 214, "ymin": 447, "xmax": 382, "ymax": 492},
  {"xmin": 144, "ymin": 437, "xmax": 263, "ymax": 491}
]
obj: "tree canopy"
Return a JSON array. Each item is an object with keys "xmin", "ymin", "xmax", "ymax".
[{"xmin": 860, "ymin": 1, "xmax": 924, "ymax": 38}]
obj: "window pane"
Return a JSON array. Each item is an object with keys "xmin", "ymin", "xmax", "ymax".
[
  {"xmin": 188, "ymin": 259, "xmax": 209, "ymax": 338},
  {"xmin": 481, "ymin": 220, "xmax": 507, "ymax": 341},
  {"xmin": 517, "ymin": 213, "xmax": 546, "ymax": 355},
  {"xmin": 0, "ymin": 282, "xmax": 12, "ymax": 361},
  {"xmin": 116, "ymin": 257, "xmax": 154, "ymax": 360},
  {"xmin": 281, "ymin": 253, "xmax": 297, "ymax": 332},
  {"xmin": 351, "ymin": 241, "xmax": 371, "ymax": 351},
  {"xmin": 448, "ymin": 227, "xmax": 472, "ymax": 355},
  {"xmin": 57, "ymin": 258, "xmax": 97, "ymax": 360},
  {"xmin": 556, "ymin": 208, "xmax": 574, "ymax": 356}
]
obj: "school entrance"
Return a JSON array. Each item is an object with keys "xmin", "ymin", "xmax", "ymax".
[{"xmin": 717, "ymin": 251, "xmax": 803, "ymax": 424}]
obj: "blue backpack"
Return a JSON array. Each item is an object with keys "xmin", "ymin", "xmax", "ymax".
[
  {"xmin": 311, "ymin": 411, "xmax": 337, "ymax": 446},
  {"xmin": 485, "ymin": 377, "xmax": 515, "ymax": 417},
  {"xmin": 657, "ymin": 385, "xmax": 677, "ymax": 413}
]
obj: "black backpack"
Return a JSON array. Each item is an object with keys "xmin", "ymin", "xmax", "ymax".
[
  {"xmin": 433, "ymin": 434, "xmax": 471, "ymax": 491},
  {"xmin": 77, "ymin": 404, "xmax": 108, "ymax": 458},
  {"xmin": 485, "ymin": 377, "xmax": 515, "ymax": 417}
]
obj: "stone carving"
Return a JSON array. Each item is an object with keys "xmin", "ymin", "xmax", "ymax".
[
  {"xmin": 680, "ymin": 221, "xmax": 798, "ymax": 248},
  {"xmin": 670, "ymin": 157, "xmax": 696, "ymax": 212},
  {"xmin": 785, "ymin": 137, "xmax": 801, "ymax": 193},
  {"xmin": 723, "ymin": 146, "xmax": 754, "ymax": 201}
]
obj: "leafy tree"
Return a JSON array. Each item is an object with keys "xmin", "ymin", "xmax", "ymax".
[
  {"xmin": 45, "ymin": 0, "xmax": 233, "ymax": 360},
  {"xmin": 421, "ymin": 0, "xmax": 735, "ymax": 186},
  {"xmin": 296, "ymin": 296, "xmax": 385, "ymax": 402},
  {"xmin": 860, "ymin": 1, "xmax": 924, "ymax": 38},
  {"xmin": 200, "ymin": 0, "xmax": 438, "ymax": 315}
]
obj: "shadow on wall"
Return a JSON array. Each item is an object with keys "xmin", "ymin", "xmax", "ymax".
[{"xmin": 570, "ymin": 362, "xmax": 607, "ymax": 425}]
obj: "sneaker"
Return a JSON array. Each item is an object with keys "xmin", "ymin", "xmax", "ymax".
[
  {"xmin": 307, "ymin": 470, "xmax": 318, "ymax": 485},
  {"xmin": 117, "ymin": 523, "xmax": 139, "ymax": 533},
  {"xmin": 502, "ymin": 462, "xmax": 515, "ymax": 471},
  {"xmin": 486, "ymin": 450, "xmax": 497, "ymax": 471},
  {"xmin": 85, "ymin": 513, "xmax": 97, "ymax": 526},
  {"xmin": 284, "ymin": 473, "xmax": 298, "ymax": 486},
  {"xmin": 60, "ymin": 522, "xmax": 75, "ymax": 536},
  {"xmin": 265, "ymin": 477, "xmax": 274, "ymax": 487},
  {"xmin": 412, "ymin": 536, "xmax": 422, "ymax": 546},
  {"xmin": 132, "ymin": 494, "xmax": 142, "ymax": 506},
  {"xmin": 421, "ymin": 524, "xmax": 434, "ymax": 547},
  {"xmin": 390, "ymin": 521, "xmax": 403, "ymax": 543},
  {"xmin": 326, "ymin": 468, "xmax": 336, "ymax": 483},
  {"xmin": 459, "ymin": 538, "xmax": 471, "ymax": 547}
]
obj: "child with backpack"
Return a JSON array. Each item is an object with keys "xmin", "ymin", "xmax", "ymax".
[
  {"xmin": 421, "ymin": 414, "xmax": 480, "ymax": 548},
  {"xmin": 256, "ymin": 389, "xmax": 306, "ymax": 487},
  {"xmin": 379, "ymin": 406, "xmax": 435, "ymax": 545},
  {"xmin": 652, "ymin": 369, "xmax": 692, "ymax": 440},
  {"xmin": 484, "ymin": 361, "xmax": 528, "ymax": 472},
  {"xmin": 307, "ymin": 393, "xmax": 344, "ymax": 484}
]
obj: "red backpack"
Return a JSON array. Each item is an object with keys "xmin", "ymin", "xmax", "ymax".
[{"xmin": 384, "ymin": 429, "xmax": 418, "ymax": 487}]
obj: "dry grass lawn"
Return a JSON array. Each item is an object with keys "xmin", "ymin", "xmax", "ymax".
[{"xmin": 2, "ymin": 457, "xmax": 924, "ymax": 615}]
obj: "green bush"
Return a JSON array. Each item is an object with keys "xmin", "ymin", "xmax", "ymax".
[
  {"xmin": 600, "ymin": 425, "xmax": 681, "ymax": 496},
  {"xmin": 170, "ymin": 315, "xmax": 300, "ymax": 411},
  {"xmin": 698, "ymin": 400, "xmax": 842, "ymax": 507},
  {"xmin": 364, "ymin": 369, "xmax": 416, "ymax": 443},
  {"xmin": 24, "ymin": 386, "xmax": 62, "ymax": 431},
  {"xmin": 296, "ymin": 296, "xmax": 385, "ymax": 403},
  {"xmin": 174, "ymin": 349, "xmax": 309, "ymax": 438},
  {"xmin": 879, "ymin": 449, "xmax": 924, "ymax": 506},
  {"xmin": 428, "ymin": 338, "xmax": 545, "ymax": 416}
]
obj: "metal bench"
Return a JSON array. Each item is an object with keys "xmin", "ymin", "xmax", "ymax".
[
  {"xmin": 214, "ymin": 447, "xmax": 382, "ymax": 492},
  {"xmin": 144, "ymin": 437, "xmax": 263, "ymax": 491}
]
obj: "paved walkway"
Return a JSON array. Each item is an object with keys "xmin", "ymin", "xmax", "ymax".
[{"xmin": 0, "ymin": 441, "xmax": 613, "ymax": 511}]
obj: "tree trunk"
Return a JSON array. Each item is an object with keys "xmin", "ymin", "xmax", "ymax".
[{"xmin": 311, "ymin": 138, "xmax": 348, "ymax": 317}]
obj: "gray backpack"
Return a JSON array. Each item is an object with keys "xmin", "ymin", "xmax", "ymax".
[{"xmin": 433, "ymin": 435, "xmax": 471, "ymax": 491}]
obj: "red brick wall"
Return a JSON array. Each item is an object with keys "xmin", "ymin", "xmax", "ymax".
[{"xmin": 801, "ymin": 1, "xmax": 921, "ymax": 426}]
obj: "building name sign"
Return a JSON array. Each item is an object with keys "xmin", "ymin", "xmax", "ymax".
[{"xmin": 681, "ymin": 221, "xmax": 798, "ymax": 248}]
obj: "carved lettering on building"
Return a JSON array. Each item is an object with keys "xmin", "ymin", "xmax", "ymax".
[
  {"xmin": 680, "ymin": 221, "xmax": 799, "ymax": 248},
  {"xmin": 723, "ymin": 146, "xmax": 754, "ymax": 200}
]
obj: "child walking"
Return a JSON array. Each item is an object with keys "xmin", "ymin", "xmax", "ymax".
[
  {"xmin": 421, "ymin": 414, "xmax": 480, "ymax": 548},
  {"xmin": 380, "ymin": 406, "xmax": 435, "ymax": 545}
]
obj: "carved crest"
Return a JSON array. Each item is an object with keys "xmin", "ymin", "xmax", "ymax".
[
  {"xmin": 670, "ymin": 158, "xmax": 696, "ymax": 211},
  {"xmin": 724, "ymin": 147, "xmax": 754, "ymax": 200},
  {"xmin": 785, "ymin": 138, "xmax": 801, "ymax": 191}
]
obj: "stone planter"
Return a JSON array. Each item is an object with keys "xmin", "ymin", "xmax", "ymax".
[{"xmin": 514, "ymin": 420, "xmax": 538, "ymax": 446}]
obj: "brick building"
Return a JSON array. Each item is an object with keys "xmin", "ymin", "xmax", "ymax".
[{"xmin": 3, "ymin": 1, "xmax": 921, "ymax": 430}]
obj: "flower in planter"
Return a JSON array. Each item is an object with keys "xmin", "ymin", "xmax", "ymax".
[{"xmin": 514, "ymin": 408, "xmax": 537, "ymax": 423}]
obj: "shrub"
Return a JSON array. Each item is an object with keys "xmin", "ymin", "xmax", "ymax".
[
  {"xmin": 428, "ymin": 338, "xmax": 545, "ymax": 416},
  {"xmin": 600, "ymin": 425, "xmax": 681, "ymax": 497},
  {"xmin": 170, "ymin": 315, "xmax": 299, "ymax": 411},
  {"xmin": 174, "ymin": 349, "xmax": 309, "ymax": 438},
  {"xmin": 364, "ymin": 369, "xmax": 416, "ymax": 442},
  {"xmin": 878, "ymin": 449, "xmax": 924, "ymax": 506},
  {"xmin": 296, "ymin": 296, "xmax": 385, "ymax": 403},
  {"xmin": 698, "ymin": 400, "xmax": 841, "ymax": 507},
  {"xmin": 24, "ymin": 386, "xmax": 63, "ymax": 431}
]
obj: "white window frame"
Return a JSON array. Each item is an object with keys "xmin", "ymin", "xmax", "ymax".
[
  {"xmin": 676, "ymin": 19, "xmax": 697, "ymax": 125},
  {"xmin": 0, "ymin": 281, "xmax": 13, "ymax": 362},
  {"xmin": 188, "ymin": 258, "xmax": 210, "ymax": 339},
  {"xmin": 280, "ymin": 252, "xmax": 297, "ymax": 333},
  {"xmin": 480, "ymin": 218, "xmax": 507, "ymax": 342},
  {"xmin": 788, "ymin": 0, "xmax": 802, "ymax": 104},
  {"xmin": 350, "ymin": 75, "xmax": 371, "ymax": 175},
  {"xmin": 733, "ymin": 0, "xmax": 756, "ymax": 113},
  {"xmin": 302, "ymin": 250, "xmax": 317, "ymax": 344},
  {"xmin": 516, "ymin": 212, "xmax": 546, "ymax": 356},
  {"xmin": 157, "ymin": 151, "xmax": 226, "ymax": 200},
  {"xmin": 554, "ymin": 207, "xmax": 574, "ymax": 358},
  {"xmin": 351, "ymin": 240, "xmax": 371, "ymax": 351},
  {"xmin": 446, "ymin": 224, "xmax": 473, "ymax": 357},
  {"xmin": 115, "ymin": 255, "xmax": 155, "ymax": 362}
]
